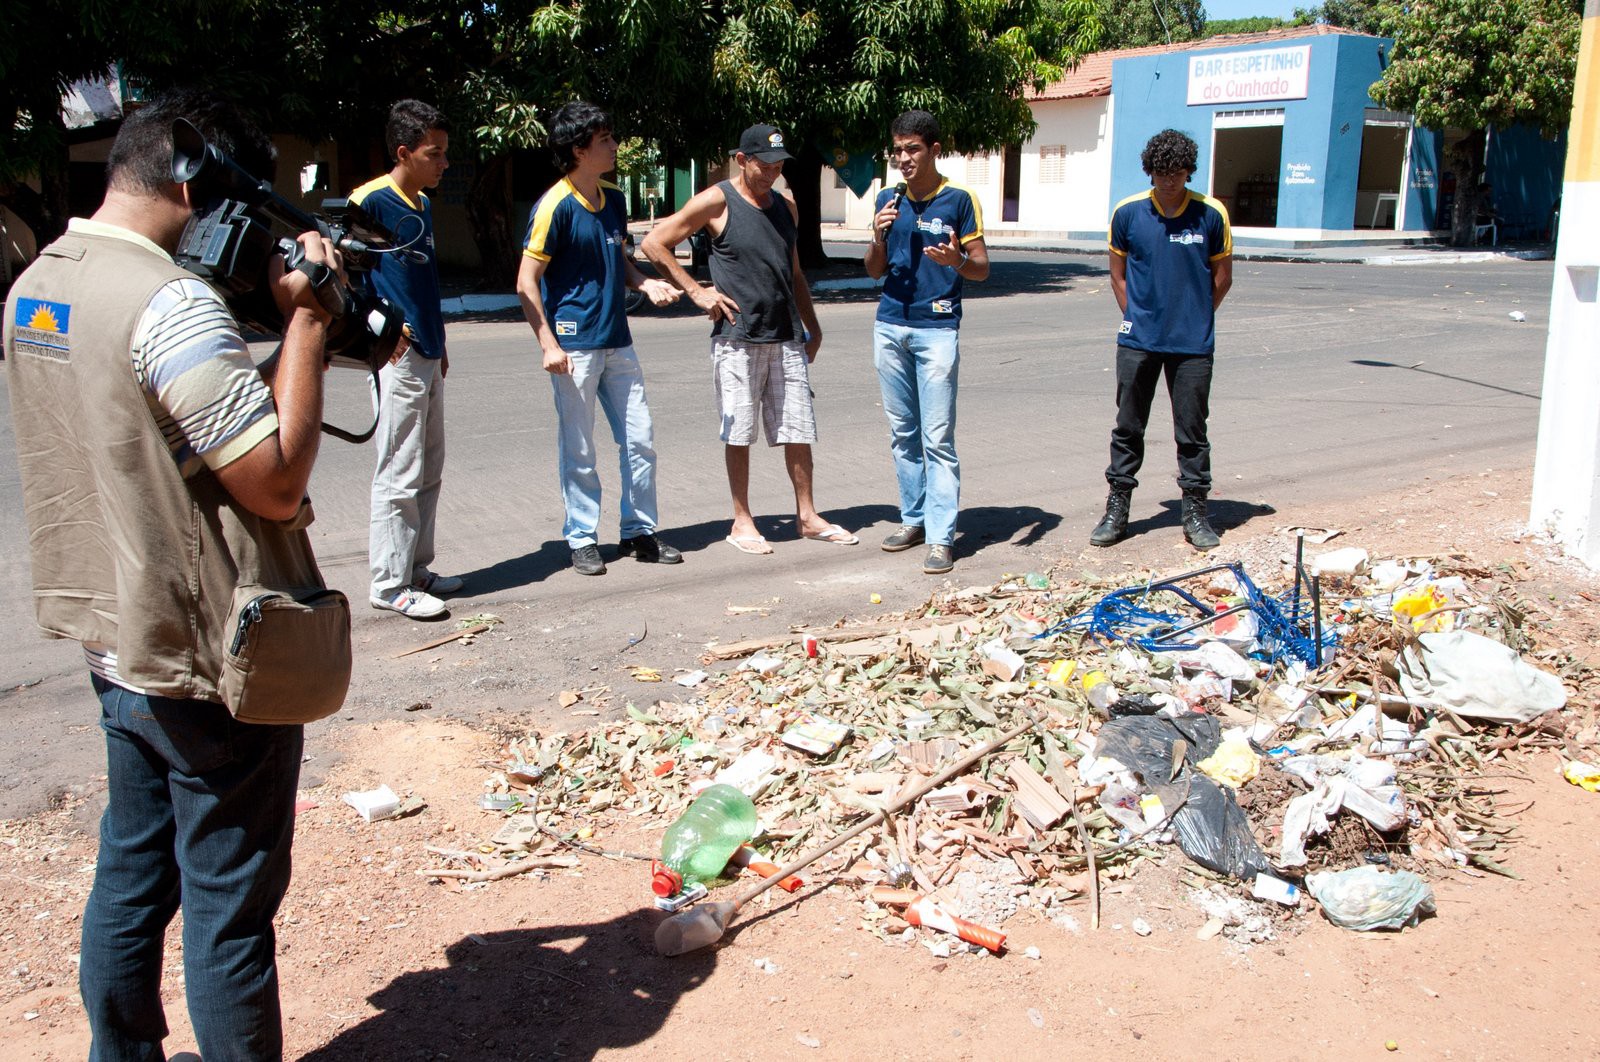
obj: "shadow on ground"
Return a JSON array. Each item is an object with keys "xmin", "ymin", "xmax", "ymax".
[
  {"xmin": 456, "ymin": 501, "xmax": 1062, "ymax": 594},
  {"xmin": 299, "ymin": 913, "xmax": 716, "ymax": 1061},
  {"xmin": 1119, "ymin": 496, "xmax": 1277, "ymax": 544}
]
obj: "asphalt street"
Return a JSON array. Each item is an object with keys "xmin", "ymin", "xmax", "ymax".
[{"xmin": 0, "ymin": 248, "xmax": 1553, "ymax": 815}]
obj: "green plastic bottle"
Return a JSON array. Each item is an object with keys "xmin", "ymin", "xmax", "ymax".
[{"xmin": 650, "ymin": 784, "xmax": 759, "ymax": 896}]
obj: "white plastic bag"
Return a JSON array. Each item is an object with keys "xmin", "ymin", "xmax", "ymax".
[
  {"xmin": 1306, "ymin": 866, "xmax": 1435, "ymax": 930},
  {"xmin": 1398, "ymin": 630, "xmax": 1567, "ymax": 724}
]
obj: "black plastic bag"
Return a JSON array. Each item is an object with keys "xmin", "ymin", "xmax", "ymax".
[{"xmin": 1094, "ymin": 715, "xmax": 1273, "ymax": 880}]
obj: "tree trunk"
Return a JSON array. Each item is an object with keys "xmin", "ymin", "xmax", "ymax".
[
  {"xmin": 465, "ymin": 152, "xmax": 517, "ymax": 287},
  {"xmin": 784, "ymin": 146, "xmax": 829, "ymax": 269},
  {"xmin": 1448, "ymin": 129, "xmax": 1487, "ymax": 248}
]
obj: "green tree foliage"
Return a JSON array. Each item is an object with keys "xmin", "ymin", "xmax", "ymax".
[
  {"xmin": 1096, "ymin": 0, "xmax": 1205, "ymax": 49},
  {"xmin": 715, "ymin": 0, "xmax": 1103, "ymax": 261},
  {"xmin": 4, "ymin": 0, "xmax": 1102, "ymax": 276},
  {"xmin": 1371, "ymin": 0, "xmax": 1581, "ymax": 243},
  {"xmin": 1291, "ymin": 0, "xmax": 1389, "ymax": 33},
  {"xmin": 1205, "ymin": 16, "xmax": 1293, "ymax": 35}
]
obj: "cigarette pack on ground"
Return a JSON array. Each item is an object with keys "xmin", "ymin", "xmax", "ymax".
[
  {"xmin": 343, "ymin": 784, "xmax": 401, "ymax": 822},
  {"xmin": 781, "ymin": 713, "xmax": 851, "ymax": 756}
]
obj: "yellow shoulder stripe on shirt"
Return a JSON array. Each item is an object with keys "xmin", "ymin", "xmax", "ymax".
[
  {"xmin": 523, "ymin": 180, "xmax": 578, "ymax": 261},
  {"xmin": 348, "ymin": 174, "xmax": 422, "ymax": 211},
  {"xmin": 941, "ymin": 181, "xmax": 986, "ymax": 243},
  {"xmin": 1107, "ymin": 190, "xmax": 1153, "ymax": 250},
  {"xmin": 1192, "ymin": 191, "xmax": 1234, "ymax": 259}
]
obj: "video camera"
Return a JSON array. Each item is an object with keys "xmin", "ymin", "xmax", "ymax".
[{"xmin": 170, "ymin": 119, "xmax": 414, "ymax": 439}]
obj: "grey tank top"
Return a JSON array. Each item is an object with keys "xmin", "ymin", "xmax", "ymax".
[{"xmin": 708, "ymin": 180, "xmax": 801, "ymax": 343}]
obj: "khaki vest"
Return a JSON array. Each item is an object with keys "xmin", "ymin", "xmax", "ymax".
[{"xmin": 3, "ymin": 230, "xmax": 326, "ymax": 701}]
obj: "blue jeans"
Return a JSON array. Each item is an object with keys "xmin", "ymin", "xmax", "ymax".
[
  {"xmin": 549, "ymin": 346, "xmax": 659, "ymax": 548},
  {"xmin": 80, "ymin": 676, "xmax": 303, "ymax": 1062},
  {"xmin": 873, "ymin": 322, "xmax": 961, "ymax": 546}
]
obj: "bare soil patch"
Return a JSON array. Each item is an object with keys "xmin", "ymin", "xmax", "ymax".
[{"xmin": 4, "ymin": 463, "xmax": 1598, "ymax": 1061}]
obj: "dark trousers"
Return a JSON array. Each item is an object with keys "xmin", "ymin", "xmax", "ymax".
[
  {"xmin": 81, "ymin": 675, "xmax": 303, "ymax": 1062},
  {"xmin": 1104, "ymin": 346, "xmax": 1213, "ymax": 493}
]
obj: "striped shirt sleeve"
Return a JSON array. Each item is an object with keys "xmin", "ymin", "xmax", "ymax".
[{"xmin": 131, "ymin": 278, "xmax": 278, "ymax": 477}]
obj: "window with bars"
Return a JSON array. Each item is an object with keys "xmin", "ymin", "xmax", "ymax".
[
  {"xmin": 966, "ymin": 156, "xmax": 991, "ymax": 185},
  {"xmin": 1038, "ymin": 146, "xmax": 1067, "ymax": 183}
]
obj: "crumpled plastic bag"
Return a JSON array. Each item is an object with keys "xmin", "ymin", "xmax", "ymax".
[
  {"xmin": 1398, "ymin": 630, "xmax": 1567, "ymax": 724},
  {"xmin": 1564, "ymin": 761, "xmax": 1600, "ymax": 792},
  {"xmin": 1094, "ymin": 715, "xmax": 1273, "ymax": 880},
  {"xmin": 1306, "ymin": 866, "xmax": 1435, "ymax": 931},
  {"xmin": 1197, "ymin": 731, "xmax": 1262, "ymax": 788}
]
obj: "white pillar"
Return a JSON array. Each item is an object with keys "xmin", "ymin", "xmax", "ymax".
[{"xmin": 1530, "ymin": 0, "xmax": 1600, "ymax": 563}]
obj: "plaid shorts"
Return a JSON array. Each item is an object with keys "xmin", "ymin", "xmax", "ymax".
[{"xmin": 711, "ymin": 338, "xmax": 817, "ymax": 446}]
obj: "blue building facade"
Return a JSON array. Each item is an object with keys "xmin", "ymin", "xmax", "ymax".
[{"xmin": 1106, "ymin": 29, "xmax": 1563, "ymax": 242}]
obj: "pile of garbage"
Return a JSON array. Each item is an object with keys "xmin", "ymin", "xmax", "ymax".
[{"xmin": 449, "ymin": 545, "xmax": 1597, "ymax": 951}]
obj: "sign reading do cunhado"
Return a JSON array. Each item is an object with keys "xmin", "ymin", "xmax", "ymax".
[{"xmin": 1187, "ymin": 44, "xmax": 1311, "ymax": 106}]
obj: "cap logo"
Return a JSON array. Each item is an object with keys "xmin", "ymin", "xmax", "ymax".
[{"xmin": 769, "ymin": 133, "xmax": 784, "ymax": 148}]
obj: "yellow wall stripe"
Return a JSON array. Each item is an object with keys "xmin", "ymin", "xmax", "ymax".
[{"xmin": 1567, "ymin": 2, "xmax": 1600, "ymax": 183}]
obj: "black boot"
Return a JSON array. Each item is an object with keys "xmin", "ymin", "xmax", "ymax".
[
  {"xmin": 1089, "ymin": 489, "xmax": 1132, "ymax": 547},
  {"xmin": 1181, "ymin": 490, "xmax": 1220, "ymax": 550}
]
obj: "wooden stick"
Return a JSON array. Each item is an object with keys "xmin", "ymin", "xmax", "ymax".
[
  {"xmin": 394, "ymin": 623, "xmax": 491, "ymax": 658},
  {"xmin": 728, "ymin": 716, "xmax": 1041, "ymax": 908},
  {"xmin": 1071, "ymin": 802, "xmax": 1100, "ymax": 931},
  {"xmin": 417, "ymin": 854, "xmax": 579, "ymax": 882},
  {"xmin": 702, "ymin": 616, "xmax": 975, "ymax": 661}
]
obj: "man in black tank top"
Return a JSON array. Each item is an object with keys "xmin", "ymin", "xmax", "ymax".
[{"xmin": 643, "ymin": 124, "xmax": 858, "ymax": 555}]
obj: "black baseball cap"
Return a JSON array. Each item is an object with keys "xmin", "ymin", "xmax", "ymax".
[{"xmin": 733, "ymin": 124, "xmax": 793, "ymax": 162}]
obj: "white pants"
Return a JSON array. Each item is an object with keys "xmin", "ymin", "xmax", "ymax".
[{"xmin": 369, "ymin": 348, "xmax": 446, "ymax": 597}]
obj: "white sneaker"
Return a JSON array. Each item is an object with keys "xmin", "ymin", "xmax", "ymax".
[
  {"xmin": 414, "ymin": 569, "xmax": 464, "ymax": 595},
  {"xmin": 370, "ymin": 586, "xmax": 448, "ymax": 619}
]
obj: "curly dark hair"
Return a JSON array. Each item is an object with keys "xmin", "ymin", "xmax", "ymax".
[{"xmin": 1140, "ymin": 129, "xmax": 1199, "ymax": 177}]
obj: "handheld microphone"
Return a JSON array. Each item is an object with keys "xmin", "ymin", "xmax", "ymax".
[{"xmin": 890, "ymin": 181, "xmax": 908, "ymax": 210}]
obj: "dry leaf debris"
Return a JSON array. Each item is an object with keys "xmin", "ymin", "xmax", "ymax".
[{"xmin": 449, "ymin": 556, "xmax": 1596, "ymax": 945}]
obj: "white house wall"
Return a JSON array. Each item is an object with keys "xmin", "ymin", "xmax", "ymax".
[{"xmin": 826, "ymin": 97, "xmax": 1114, "ymax": 236}]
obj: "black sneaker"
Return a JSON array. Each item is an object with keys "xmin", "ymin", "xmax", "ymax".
[
  {"xmin": 923, "ymin": 544, "xmax": 954, "ymax": 574},
  {"xmin": 881, "ymin": 525, "xmax": 926, "ymax": 552},
  {"xmin": 619, "ymin": 533, "xmax": 682, "ymax": 564},
  {"xmin": 571, "ymin": 544, "xmax": 607, "ymax": 575}
]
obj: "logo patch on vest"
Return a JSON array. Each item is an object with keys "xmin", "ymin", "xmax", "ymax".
[{"xmin": 12, "ymin": 298, "xmax": 72, "ymax": 361}]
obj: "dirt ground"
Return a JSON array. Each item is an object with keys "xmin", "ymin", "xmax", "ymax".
[{"xmin": 4, "ymin": 463, "xmax": 1599, "ymax": 1061}]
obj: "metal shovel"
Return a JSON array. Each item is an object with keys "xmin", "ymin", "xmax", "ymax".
[{"xmin": 655, "ymin": 715, "xmax": 1041, "ymax": 956}]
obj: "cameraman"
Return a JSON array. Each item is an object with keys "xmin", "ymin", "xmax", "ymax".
[{"xmin": 3, "ymin": 90, "xmax": 339, "ymax": 1060}]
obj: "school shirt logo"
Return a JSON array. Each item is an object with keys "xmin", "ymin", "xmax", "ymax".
[
  {"xmin": 917, "ymin": 216, "xmax": 950, "ymax": 237},
  {"xmin": 1169, "ymin": 231, "xmax": 1204, "ymax": 246},
  {"xmin": 12, "ymin": 298, "xmax": 72, "ymax": 361},
  {"xmin": 556, "ymin": 321, "xmax": 578, "ymax": 336},
  {"xmin": 931, "ymin": 299, "xmax": 954, "ymax": 314}
]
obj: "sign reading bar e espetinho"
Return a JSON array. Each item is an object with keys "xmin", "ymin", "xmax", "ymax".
[{"xmin": 1187, "ymin": 44, "xmax": 1311, "ymax": 106}]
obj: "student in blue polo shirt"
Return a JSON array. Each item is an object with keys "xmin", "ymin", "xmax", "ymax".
[
  {"xmin": 864, "ymin": 109, "xmax": 989, "ymax": 576},
  {"xmin": 351, "ymin": 99, "xmax": 464, "ymax": 619},
  {"xmin": 515, "ymin": 100, "xmax": 682, "ymax": 576},
  {"xmin": 1090, "ymin": 128, "xmax": 1233, "ymax": 551}
]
